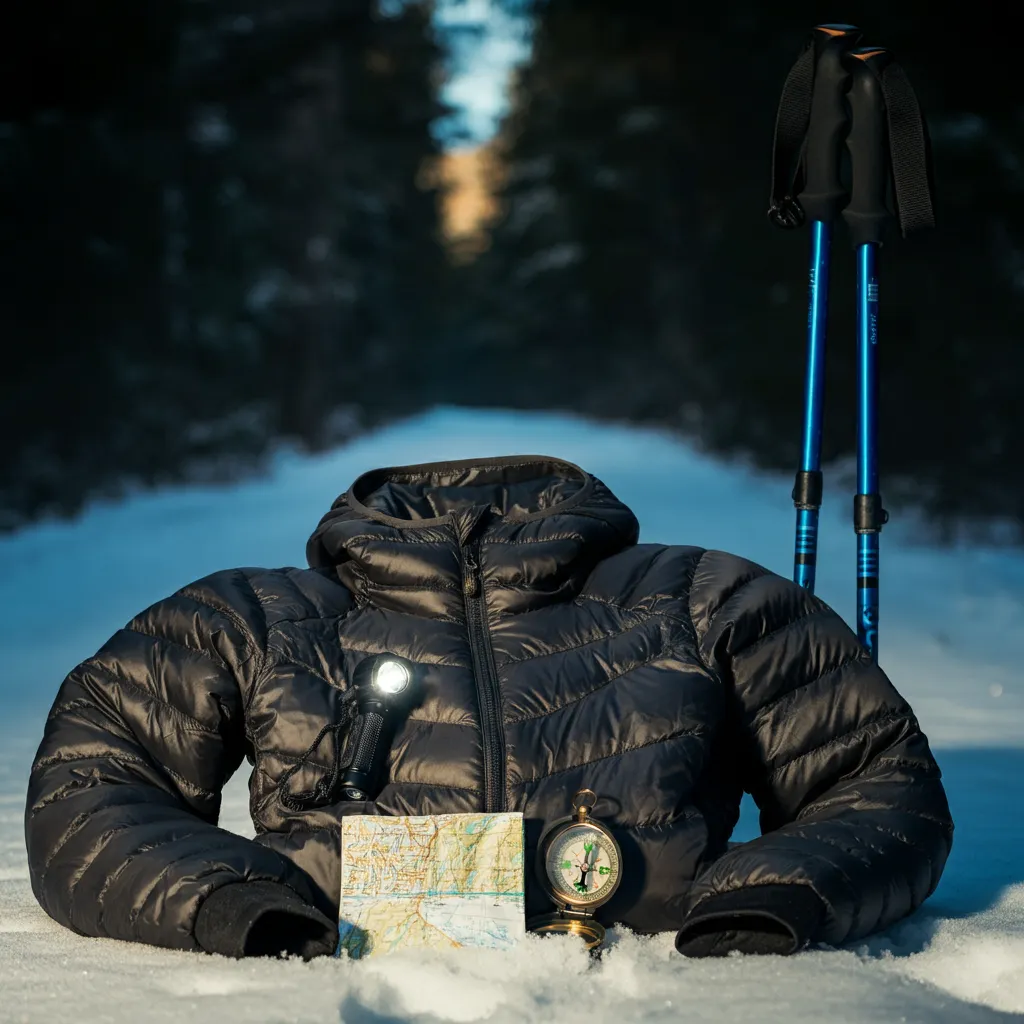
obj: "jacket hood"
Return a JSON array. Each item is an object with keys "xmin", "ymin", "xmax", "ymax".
[{"xmin": 305, "ymin": 455, "xmax": 640, "ymax": 616}]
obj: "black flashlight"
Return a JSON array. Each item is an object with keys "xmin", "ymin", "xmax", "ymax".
[{"xmin": 338, "ymin": 654, "xmax": 416, "ymax": 801}]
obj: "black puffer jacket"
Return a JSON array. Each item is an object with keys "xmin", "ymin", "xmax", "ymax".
[{"xmin": 26, "ymin": 456, "xmax": 953, "ymax": 959}]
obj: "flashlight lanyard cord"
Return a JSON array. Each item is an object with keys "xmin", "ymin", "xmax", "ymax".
[{"xmin": 279, "ymin": 693, "xmax": 359, "ymax": 812}]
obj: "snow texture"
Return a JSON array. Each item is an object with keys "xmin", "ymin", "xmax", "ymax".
[{"xmin": 1, "ymin": 407, "xmax": 1022, "ymax": 1022}]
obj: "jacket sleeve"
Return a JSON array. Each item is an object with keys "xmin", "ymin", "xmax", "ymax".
[
  {"xmin": 676, "ymin": 549, "xmax": 954, "ymax": 957},
  {"xmin": 25, "ymin": 569, "xmax": 336, "ymax": 958}
]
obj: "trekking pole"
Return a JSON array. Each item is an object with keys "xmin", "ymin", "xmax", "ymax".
[
  {"xmin": 841, "ymin": 46, "xmax": 936, "ymax": 660},
  {"xmin": 768, "ymin": 24, "xmax": 861, "ymax": 593},
  {"xmin": 843, "ymin": 50, "xmax": 889, "ymax": 660}
]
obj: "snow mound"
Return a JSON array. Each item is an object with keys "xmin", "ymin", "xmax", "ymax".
[{"xmin": 1, "ymin": 407, "xmax": 1022, "ymax": 1022}]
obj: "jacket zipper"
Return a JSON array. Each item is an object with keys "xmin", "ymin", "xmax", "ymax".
[{"xmin": 462, "ymin": 541, "xmax": 507, "ymax": 812}]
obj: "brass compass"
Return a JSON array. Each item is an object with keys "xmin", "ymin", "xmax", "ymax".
[{"xmin": 527, "ymin": 789, "xmax": 623, "ymax": 950}]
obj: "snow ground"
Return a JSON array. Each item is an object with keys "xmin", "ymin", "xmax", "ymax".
[{"xmin": 0, "ymin": 406, "xmax": 1022, "ymax": 1022}]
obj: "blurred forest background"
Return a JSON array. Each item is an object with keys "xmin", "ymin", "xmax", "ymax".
[{"xmin": 1, "ymin": 0, "xmax": 1020, "ymax": 540}]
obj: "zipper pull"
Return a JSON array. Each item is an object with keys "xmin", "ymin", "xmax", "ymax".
[{"xmin": 463, "ymin": 550, "xmax": 479, "ymax": 598}]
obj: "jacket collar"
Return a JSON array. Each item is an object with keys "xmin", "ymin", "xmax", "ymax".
[{"xmin": 306, "ymin": 455, "xmax": 640, "ymax": 618}]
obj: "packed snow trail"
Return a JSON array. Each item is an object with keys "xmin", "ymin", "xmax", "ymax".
[{"xmin": 1, "ymin": 408, "xmax": 1022, "ymax": 1022}]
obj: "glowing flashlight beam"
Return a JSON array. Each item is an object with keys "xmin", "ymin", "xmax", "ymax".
[{"xmin": 373, "ymin": 658, "xmax": 411, "ymax": 695}]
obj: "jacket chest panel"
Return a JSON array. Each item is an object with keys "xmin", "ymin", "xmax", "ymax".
[
  {"xmin": 504, "ymin": 653, "xmax": 721, "ymax": 808},
  {"xmin": 492, "ymin": 599, "xmax": 673, "ymax": 719},
  {"xmin": 250, "ymin": 625, "xmax": 347, "ymax": 734},
  {"xmin": 249, "ymin": 617, "xmax": 489, "ymax": 808},
  {"xmin": 247, "ymin": 595, "xmax": 721, "ymax": 821}
]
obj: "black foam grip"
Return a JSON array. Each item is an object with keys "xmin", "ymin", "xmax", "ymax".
[
  {"xmin": 799, "ymin": 34, "xmax": 857, "ymax": 222},
  {"xmin": 843, "ymin": 54, "xmax": 893, "ymax": 246}
]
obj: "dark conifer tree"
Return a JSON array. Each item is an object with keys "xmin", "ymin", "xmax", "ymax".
[{"xmin": 0, "ymin": 0, "xmax": 447, "ymax": 528}]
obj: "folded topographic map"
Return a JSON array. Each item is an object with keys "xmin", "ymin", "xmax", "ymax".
[{"xmin": 338, "ymin": 812, "xmax": 526, "ymax": 958}]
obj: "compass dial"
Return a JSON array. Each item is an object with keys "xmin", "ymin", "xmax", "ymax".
[{"xmin": 544, "ymin": 822, "xmax": 621, "ymax": 907}]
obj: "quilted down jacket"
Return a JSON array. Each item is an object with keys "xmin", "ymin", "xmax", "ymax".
[{"xmin": 26, "ymin": 455, "xmax": 953, "ymax": 959}]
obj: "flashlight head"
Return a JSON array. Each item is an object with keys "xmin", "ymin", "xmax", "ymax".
[{"xmin": 371, "ymin": 656, "xmax": 412, "ymax": 696}]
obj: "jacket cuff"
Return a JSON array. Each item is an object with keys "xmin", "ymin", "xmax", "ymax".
[
  {"xmin": 675, "ymin": 884, "xmax": 826, "ymax": 957},
  {"xmin": 195, "ymin": 880, "xmax": 337, "ymax": 960}
]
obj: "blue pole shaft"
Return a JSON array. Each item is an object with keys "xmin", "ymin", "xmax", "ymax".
[
  {"xmin": 794, "ymin": 220, "xmax": 832, "ymax": 592},
  {"xmin": 856, "ymin": 242, "xmax": 880, "ymax": 660}
]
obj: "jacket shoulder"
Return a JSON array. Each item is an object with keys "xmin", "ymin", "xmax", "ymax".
[
  {"xmin": 687, "ymin": 548, "xmax": 809, "ymax": 650},
  {"xmin": 580, "ymin": 544, "xmax": 789, "ymax": 620},
  {"xmin": 135, "ymin": 566, "xmax": 353, "ymax": 641},
  {"xmin": 237, "ymin": 565, "xmax": 356, "ymax": 629},
  {"xmin": 579, "ymin": 543, "xmax": 707, "ymax": 618}
]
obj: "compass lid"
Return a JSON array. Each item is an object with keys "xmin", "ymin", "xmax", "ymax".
[{"xmin": 526, "ymin": 912, "xmax": 605, "ymax": 950}]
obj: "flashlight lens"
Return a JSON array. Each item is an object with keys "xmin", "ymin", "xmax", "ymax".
[{"xmin": 373, "ymin": 658, "xmax": 411, "ymax": 695}]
